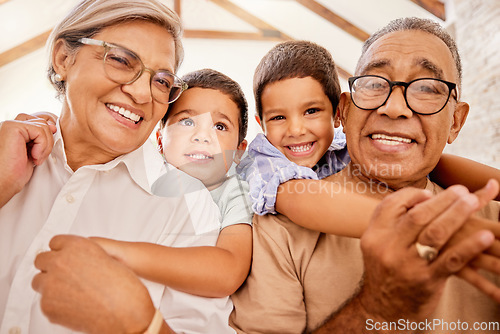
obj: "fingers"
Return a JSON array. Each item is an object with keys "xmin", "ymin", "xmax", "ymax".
[
  {"xmin": 433, "ymin": 230, "xmax": 494, "ymax": 277},
  {"xmin": 472, "ymin": 220, "xmax": 500, "ymax": 257},
  {"xmin": 14, "ymin": 113, "xmax": 57, "ymax": 135},
  {"xmin": 457, "ymin": 267, "xmax": 500, "ymax": 303},
  {"xmin": 33, "ymin": 235, "xmax": 88, "ymax": 291},
  {"xmin": 487, "ymin": 241, "xmax": 500, "ymax": 257},
  {"xmin": 48, "ymin": 234, "xmax": 79, "ymax": 251},
  {"xmin": 15, "ymin": 112, "xmax": 57, "ymax": 126},
  {"xmin": 11, "ymin": 113, "xmax": 57, "ymax": 165},
  {"xmin": 396, "ymin": 186, "xmax": 470, "ymax": 246},
  {"xmin": 15, "ymin": 113, "xmax": 36, "ymax": 121},
  {"xmin": 446, "ymin": 215, "xmax": 500, "ymax": 257},
  {"xmin": 473, "ymin": 179, "xmax": 499, "ymax": 210},
  {"xmin": 30, "ymin": 111, "xmax": 59, "ymax": 125},
  {"xmin": 29, "ymin": 128, "xmax": 54, "ymax": 166},
  {"xmin": 416, "ymin": 186, "xmax": 479, "ymax": 250},
  {"xmin": 34, "ymin": 250, "xmax": 52, "ymax": 271},
  {"xmin": 369, "ymin": 187, "xmax": 432, "ymax": 230},
  {"xmin": 31, "ymin": 271, "xmax": 45, "ymax": 293},
  {"xmin": 470, "ymin": 253, "xmax": 500, "ymax": 276},
  {"xmin": 33, "ymin": 249, "xmax": 58, "ymax": 292}
]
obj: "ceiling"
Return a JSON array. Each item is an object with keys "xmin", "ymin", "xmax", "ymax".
[
  {"xmin": 0, "ymin": 0, "xmax": 446, "ymax": 78},
  {"xmin": 0, "ymin": 0, "xmax": 447, "ymax": 131}
]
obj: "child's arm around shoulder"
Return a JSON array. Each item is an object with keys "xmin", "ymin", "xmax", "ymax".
[
  {"xmin": 276, "ymin": 179, "xmax": 379, "ymax": 238},
  {"xmin": 239, "ymin": 133, "xmax": 379, "ymax": 237},
  {"xmin": 431, "ymin": 154, "xmax": 500, "ymax": 201},
  {"xmin": 91, "ymin": 223, "xmax": 252, "ymax": 298}
]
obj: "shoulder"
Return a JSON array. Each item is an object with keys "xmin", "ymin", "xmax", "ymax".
[
  {"xmin": 220, "ymin": 174, "xmax": 250, "ymax": 195},
  {"xmin": 253, "ymin": 213, "xmax": 321, "ymax": 250},
  {"xmin": 217, "ymin": 176, "xmax": 251, "ymax": 211},
  {"xmin": 215, "ymin": 175, "xmax": 253, "ymax": 229}
]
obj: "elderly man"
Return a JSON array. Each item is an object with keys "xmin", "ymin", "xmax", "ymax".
[{"xmin": 229, "ymin": 17, "xmax": 500, "ymax": 333}]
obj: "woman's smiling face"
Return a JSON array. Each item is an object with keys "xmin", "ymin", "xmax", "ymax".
[{"xmin": 57, "ymin": 21, "xmax": 176, "ymax": 165}]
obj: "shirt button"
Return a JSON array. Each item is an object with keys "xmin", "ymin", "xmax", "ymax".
[
  {"xmin": 66, "ymin": 194, "xmax": 75, "ymax": 203},
  {"xmin": 9, "ymin": 327, "xmax": 21, "ymax": 334}
]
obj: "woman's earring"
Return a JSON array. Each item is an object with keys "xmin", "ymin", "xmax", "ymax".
[
  {"xmin": 54, "ymin": 73, "xmax": 63, "ymax": 82},
  {"xmin": 157, "ymin": 140, "xmax": 165, "ymax": 159}
]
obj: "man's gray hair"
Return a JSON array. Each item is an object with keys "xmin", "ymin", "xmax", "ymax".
[{"xmin": 357, "ymin": 17, "xmax": 462, "ymax": 85}]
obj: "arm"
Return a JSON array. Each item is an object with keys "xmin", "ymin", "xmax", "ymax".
[
  {"xmin": 32, "ymin": 235, "xmax": 176, "ymax": 334},
  {"xmin": 230, "ymin": 215, "xmax": 310, "ymax": 334},
  {"xmin": 276, "ymin": 179, "xmax": 379, "ymax": 238},
  {"xmin": 314, "ymin": 186, "xmax": 496, "ymax": 333},
  {"xmin": 0, "ymin": 115, "xmax": 56, "ymax": 207},
  {"xmin": 279, "ymin": 178, "xmax": 500, "ymax": 302},
  {"xmin": 91, "ymin": 223, "xmax": 252, "ymax": 298},
  {"xmin": 431, "ymin": 153, "xmax": 500, "ymax": 201}
]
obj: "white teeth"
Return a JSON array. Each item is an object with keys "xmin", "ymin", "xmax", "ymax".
[
  {"xmin": 372, "ymin": 133, "xmax": 412, "ymax": 145},
  {"xmin": 288, "ymin": 143, "xmax": 313, "ymax": 153},
  {"xmin": 188, "ymin": 154, "xmax": 211, "ymax": 160},
  {"xmin": 106, "ymin": 103, "xmax": 141, "ymax": 122}
]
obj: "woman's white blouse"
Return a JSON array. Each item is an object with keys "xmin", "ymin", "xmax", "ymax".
[{"xmin": 0, "ymin": 126, "xmax": 234, "ymax": 334}]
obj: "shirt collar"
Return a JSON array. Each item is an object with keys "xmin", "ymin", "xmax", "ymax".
[{"xmin": 54, "ymin": 120, "xmax": 161, "ymax": 195}]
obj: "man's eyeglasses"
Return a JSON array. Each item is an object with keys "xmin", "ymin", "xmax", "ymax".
[
  {"xmin": 78, "ymin": 38, "xmax": 188, "ymax": 104},
  {"xmin": 348, "ymin": 75, "xmax": 457, "ymax": 115}
]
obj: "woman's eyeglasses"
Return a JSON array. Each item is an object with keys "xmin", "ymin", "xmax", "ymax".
[{"xmin": 78, "ymin": 38, "xmax": 187, "ymax": 104}]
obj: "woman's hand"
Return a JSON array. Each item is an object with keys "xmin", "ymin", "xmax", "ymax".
[{"xmin": 0, "ymin": 113, "xmax": 57, "ymax": 207}]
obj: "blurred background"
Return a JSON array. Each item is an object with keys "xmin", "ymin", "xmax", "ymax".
[{"xmin": 1, "ymin": 0, "xmax": 498, "ymax": 167}]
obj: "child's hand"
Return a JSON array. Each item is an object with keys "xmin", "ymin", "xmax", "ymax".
[
  {"xmin": 89, "ymin": 237, "xmax": 127, "ymax": 263},
  {"xmin": 90, "ymin": 237, "xmax": 142, "ymax": 275}
]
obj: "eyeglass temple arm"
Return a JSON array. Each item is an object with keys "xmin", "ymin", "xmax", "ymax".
[{"xmin": 79, "ymin": 38, "xmax": 106, "ymax": 47}]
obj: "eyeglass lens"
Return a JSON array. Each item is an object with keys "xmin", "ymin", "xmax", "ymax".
[
  {"xmin": 104, "ymin": 46, "xmax": 182, "ymax": 104},
  {"xmin": 351, "ymin": 76, "xmax": 451, "ymax": 114}
]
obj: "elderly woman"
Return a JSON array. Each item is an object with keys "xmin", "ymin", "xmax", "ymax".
[{"xmin": 0, "ymin": 0, "xmax": 234, "ymax": 333}]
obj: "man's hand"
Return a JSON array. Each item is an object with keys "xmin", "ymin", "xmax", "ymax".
[
  {"xmin": 32, "ymin": 235, "xmax": 157, "ymax": 334},
  {"xmin": 430, "ymin": 179, "xmax": 500, "ymax": 302},
  {"xmin": 359, "ymin": 185, "xmax": 495, "ymax": 322},
  {"xmin": 0, "ymin": 113, "xmax": 57, "ymax": 207}
]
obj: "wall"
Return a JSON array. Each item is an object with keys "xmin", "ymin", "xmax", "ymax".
[{"xmin": 444, "ymin": 0, "xmax": 500, "ymax": 168}]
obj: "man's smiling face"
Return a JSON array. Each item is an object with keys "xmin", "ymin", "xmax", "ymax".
[{"xmin": 338, "ymin": 30, "xmax": 469, "ymax": 190}]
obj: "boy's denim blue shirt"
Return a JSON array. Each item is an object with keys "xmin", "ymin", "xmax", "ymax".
[{"xmin": 237, "ymin": 130, "xmax": 350, "ymax": 215}]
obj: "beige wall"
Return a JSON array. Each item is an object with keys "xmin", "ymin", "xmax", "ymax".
[{"xmin": 444, "ymin": 0, "xmax": 500, "ymax": 168}]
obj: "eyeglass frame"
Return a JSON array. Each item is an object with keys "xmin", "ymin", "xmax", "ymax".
[
  {"xmin": 78, "ymin": 38, "xmax": 188, "ymax": 104},
  {"xmin": 347, "ymin": 75, "xmax": 458, "ymax": 115}
]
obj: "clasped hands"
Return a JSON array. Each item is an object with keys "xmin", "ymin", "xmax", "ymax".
[{"xmin": 359, "ymin": 180, "xmax": 500, "ymax": 322}]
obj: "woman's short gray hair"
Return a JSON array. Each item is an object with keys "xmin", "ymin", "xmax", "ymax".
[{"xmin": 47, "ymin": 0, "xmax": 183, "ymax": 97}]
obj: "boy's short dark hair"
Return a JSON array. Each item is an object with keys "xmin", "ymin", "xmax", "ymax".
[
  {"xmin": 161, "ymin": 68, "xmax": 248, "ymax": 145},
  {"xmin": 253, "ymin": 40, "xmax": 341, "ymax": 120}
]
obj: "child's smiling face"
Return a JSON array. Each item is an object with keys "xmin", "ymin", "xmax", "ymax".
[
  {"xmin": 160, "ymin": 87, "xmax": 246, "ymax": 190},
  {"xmin": 259, "ymin": 76, "xmax": 335, "ymax": 168}
]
